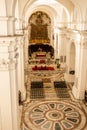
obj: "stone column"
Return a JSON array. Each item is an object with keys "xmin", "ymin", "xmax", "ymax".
[
  {"xmin": 64, "ymin": 30, "xmax": 81, "ymax": 83},
  {"xmin": 55, "ymin": 32, "xmax": 58, "ymax": 59},
  {"xmin": 54, "ymin": 28, "xmax": 60, "ymax": 59},
  {"xmin": 72, "ymin": 32, "xmax": 87, "ymax": 99},
  {"xmin": 9, "ymin": 42, "xmax": 19, "ymax": 130},
  {"xmin": 64, "ymin": 36, "xmax": 75, "ymax": 82},
  {"xmin": 0, "ymin": 37, "xmax": 19, "ymax": 130},
  {"xmin": 0, "ymin": 16, "xmax": 15, "ymax": 36},
  {"xmin": 16, "ymin": 36, "xmax": 26, "ymax": 101},
  {"xmin": 64, "ymin": 36, "xmax": 71, "ymax": 81},
  {"xmin": 58, "ymin": 32, "xmax": 62, "ymax": 59},
  {"xmin": 23, "ymin": 29, "xmax": 29, "ymax": 87},
  {"xmin": 53, "ymin": 29, "xmax": 57, "ymax": 59},
  {"xmin": 0, "ymin": 17, "xmax": 8, "ymax": 35},
  {"xmin": 50, "ymin": 27, "xmax": 54, "ymax": 46},
  {"xmin": 58, "ymin": 28, "xmax": 67, "ymax": 67},
  {"xmin": 23, "ymin": 29, "xmax": 29, "ymax": 69},
  {"xmin": 7, "ymin": 16, "xmax": 15, "ymax": 35}
]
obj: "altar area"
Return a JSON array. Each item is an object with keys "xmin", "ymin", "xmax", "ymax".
[{"xmin": 31, "ymin": 50, "xmax": 51, "ymax": 58}]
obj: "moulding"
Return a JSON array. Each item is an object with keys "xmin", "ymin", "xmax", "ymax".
[{"xmin": 0, "ymin": 16, "xmax": 16, "ymax": 21}]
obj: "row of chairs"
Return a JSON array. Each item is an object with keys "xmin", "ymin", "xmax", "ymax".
[
  {"xmin": 30, "ymin": 81, "xmax": 44, "ymax": 99},
  {"xmin": 31, "ymin": 81, "xmax": 43, "ymax": 88},
  {"xmin": 31, "ymin": 81, "xmax": 67, "ymax": 89},
  {"xmin": 30, "ymin": 81, "xmax": 68, "ymax": 99},
  {"xmin": 54, "ymin": 81, "xmax": 67, "ymax": 88}
]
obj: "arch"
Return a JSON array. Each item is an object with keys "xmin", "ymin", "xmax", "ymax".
[
  {"xmin": 61, "ymin": 8, "xmax": 69, "ymax": 22},
  {"xmin": 14, "ymin": 0, "xmax": 22, "ymax": 30},
  {"xmin": 22, "ymin": 0, "xmax": 71, "ymax": 29},
  {"xmin": 12, "ymin": 0, "xmax": 17, "ymax": 16},
  {"xmin": 23, "ymin": 0, "xmax": 74, "ymax": 17},
  {"xmin": 70, "ymin": 1, "xmax": 83, "ymax": 30},
  {"xmin": 24, "ymin": 5, "xmax": 59, "ymax": 28},
  {"xmin": 72, "ymin": 7, "xmax": 82, "ymax": 22},
  {"xmin": 3, "ymin": 0, "xmax": 17, "ymax": 16},
  {"xmin": 0, "ymin": 0, "xmax": 6, "ymax": 16}
]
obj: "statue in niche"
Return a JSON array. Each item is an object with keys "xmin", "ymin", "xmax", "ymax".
[{"xmin": 35, "ymin": 13, "xmax": 43, "ymax": 25}]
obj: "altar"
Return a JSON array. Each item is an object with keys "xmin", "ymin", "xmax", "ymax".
[
  {"xmin": 36, "ymin": 52, "xmax": 46, "ymax": 58},
  {"xmin": 31, "ymin": 51, "xmax": 51, "ymax": 59}
]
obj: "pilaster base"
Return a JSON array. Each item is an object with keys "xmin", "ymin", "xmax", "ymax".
[
  {"xmin": 21, "ymin": 90, "xmax": 26, "ymax": 101},
  {"xmin": 64, "ymin": 73, "xmax": 75, "ymax": 83},
  {"xmin": 72, "ymin": 85, "xmax": 85, "ymax": 100}
]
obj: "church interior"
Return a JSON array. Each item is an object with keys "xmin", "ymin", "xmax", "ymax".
[{"xmin": 0, "ymin": 0, "xmax": 87, "ymax": 130}]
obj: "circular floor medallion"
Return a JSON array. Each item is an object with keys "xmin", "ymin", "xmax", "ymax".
[
  {"xmin": 46, "ymin": 110, "xmax": 63, "ymax": 121},
  {"xmin": 23, "ymin": 100, "xmax": 87, "ymax": 130}
]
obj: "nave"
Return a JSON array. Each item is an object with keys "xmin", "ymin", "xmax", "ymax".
[
  {"xmin": 1, "ymin": 1, "xmax": 87, "ymax": 130},
  {"xmin": 20, "ymin": 63, "xmax": 87, "ymax": 130}
]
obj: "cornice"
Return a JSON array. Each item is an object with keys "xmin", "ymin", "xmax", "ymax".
[{"xmin": 0, "ymin": 16, "xmax": 16, "ymax": 21}]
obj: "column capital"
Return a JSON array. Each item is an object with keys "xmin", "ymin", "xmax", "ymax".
[
  {"xmin": 0, "ymin": 57, "xmax": 17, "ymax": 71},
  {"xmin": 58, "ymin": 28, "xmax": 66, "ymax": 36},
  {"xmin": 0, "ymin": 36, "xmax": 19, "ymax": 71},
  {"xmin": 16, "ymin": 36, "xmax": 25, "ymax": 48}
]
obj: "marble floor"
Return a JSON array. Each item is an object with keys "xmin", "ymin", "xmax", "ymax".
[{"xmin": 20, "ymin": 66, "xmax": 87, "ymax": 130}]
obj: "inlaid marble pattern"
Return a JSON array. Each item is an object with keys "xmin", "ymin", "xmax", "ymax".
[
  {"xmin": 26, "ymin": 69, "xmax": 69, "ymax": 100},
  {"xmin": 42, "ymin": 78, "xmax": 51, "ymax": 83},
  {"xmin": 23, "ymin": 65, "xmax": 87, "ymax": 130},
  {"xmin": 22, "ymin": 100, "xmax": 87, "ymax": 130}
]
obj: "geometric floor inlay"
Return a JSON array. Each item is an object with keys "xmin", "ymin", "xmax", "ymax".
[
  {"xmin": 22, "ymin": 100, "xmax": 87, "ymax": 130},
  {"xmin": 24, "ymin": 65, "xmax": 87, "ymax": 130}
]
